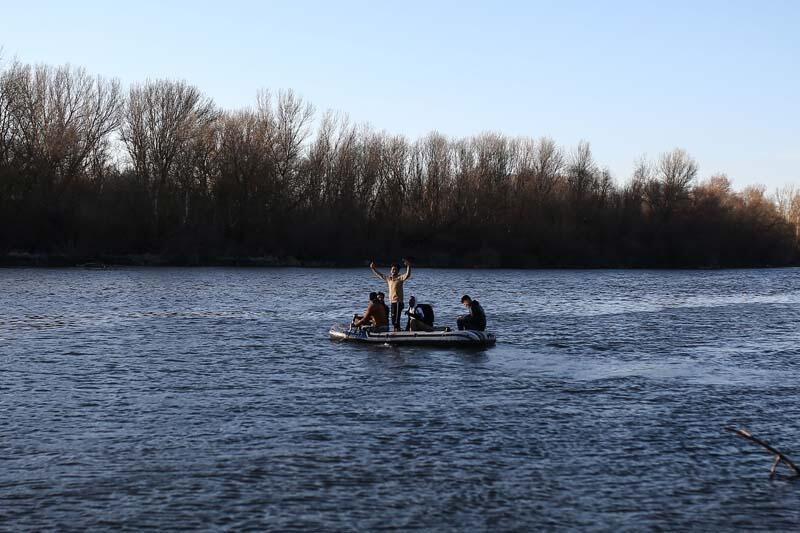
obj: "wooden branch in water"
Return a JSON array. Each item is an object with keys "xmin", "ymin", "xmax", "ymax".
[
  {"xmin": 770, "ymin": 455, "xmax": 782, "ymax": 479},
  {"xmin": 725, "ymin": 427, "xmax": 800, "ymax": 477}
]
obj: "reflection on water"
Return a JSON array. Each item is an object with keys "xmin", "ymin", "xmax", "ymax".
[{"xmin": 2, "ymin": 267, "xmax": 800, "ymax": 530}]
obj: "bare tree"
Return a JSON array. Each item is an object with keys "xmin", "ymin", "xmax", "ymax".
[
  {"xmin": 471, "ymin": 132, "xmax": 513, "ymax": 224},
  {"xmin": 628, "ymin": 156, "xmax": 652, "ymax": 208},
  {"xmin": 597, "ymin": 167, "xmax": 614, "ymax": 205},
  {"xmin": 773, "ymin": 185, "xmax": 800, "ymax": 240},
  {"xmin": 532, "ymin": 137, "xmax": 563, "ymax": 199},
  {"xmin": 636, "ymin": 149, "xmax": 698, "ymax": 215},
  {"xmin": 740, "ymin": 185, "xmax": 783, "ymax": 229},
  {"xmin": 416, "ymin": 132, "xmax": 452, "ymax": 227},
  {"xmin": 304, "ymin": 111, "xmax": 335, "ymax": 210},
  {"xmin": 693, "ymin": 173, "xmax": 733, "ymax": 209},
  {"xmin": 213, "ymin": 107, "xmax": 281, "ymax": 237},
  {"xmin": 2, "ymin": 62, "xmax": 121, "ymax": 180},
  {"xmin": 264, "ymin": 89, "xmax": 314, "ymax": 207},
  {"xmin": 566, "ymin": 140, "xmax": 598, "ymax": 200},
  {"xmin": 0, "ymin": 62, "xmax": 17, "ymax": 167},
  {"xmin": 657, "ymin": 148, "xmax": 697, "ymax": 211},
  {"xmin": 121, "ymin": 79, "xmax": 217, "ymax": 228},
  {"xmin": 381, "ymin": 134, "xmax": 409, "ymax": 218}
]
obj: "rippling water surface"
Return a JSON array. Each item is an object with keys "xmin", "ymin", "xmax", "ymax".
[{"xmin": 2, "ymin": 268, "xmax": 800, "ymax": 531}]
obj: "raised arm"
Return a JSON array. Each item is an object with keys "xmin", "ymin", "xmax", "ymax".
[
  {"xmin": 401, "ymin": 258, "xmax": 412, "ymax": 280},
  {"xmin": 370, "ymin": 261, "xmax": 386, "ymax": 281}
]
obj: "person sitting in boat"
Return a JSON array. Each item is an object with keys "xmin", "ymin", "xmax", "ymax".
[
  {"xmin": 376, "ymin": 292, "xmax": 390, "ymax": 321},
  {"xmin": 352, "ymin": 292, "xmax": 389, "ymax": 330},
  {"xmin": 370, "ymin": 259, "xmax": 412, "ymax": 331},
  {"xmin": 405, "ymin": 296, "xmax": 435, "ymax": 332},
  {"xmin": 457, "ymin": 295, "xmax": 486, "ymax": 331}
]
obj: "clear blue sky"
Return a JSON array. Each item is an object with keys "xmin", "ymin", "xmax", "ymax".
[{"xmin": 1, "ymin": 0, "xmax": 798, "ymax": 189}]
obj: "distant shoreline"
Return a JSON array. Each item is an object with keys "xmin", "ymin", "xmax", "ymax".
[
  {"xmin": 2, "ymin": 252, "xmax": 795, "ymax": 270},
  {"xmin": 3, "ymin": 60, "xmax": 799, "ymax": 273}
]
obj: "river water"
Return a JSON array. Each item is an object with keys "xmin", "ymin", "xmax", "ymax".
[{"xmin": 2, "ymin": 267, "xmax": 800, "ymax": 531}]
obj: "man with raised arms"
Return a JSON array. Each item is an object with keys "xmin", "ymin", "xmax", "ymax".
[{"xmin": 370, "ymin": 259, "xmax": 412, "ymax": 331}]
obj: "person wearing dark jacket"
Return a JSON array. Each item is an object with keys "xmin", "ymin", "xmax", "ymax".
[{"xmin": 457, "ymin": 294, "xmax": 486, "ymax": 331}]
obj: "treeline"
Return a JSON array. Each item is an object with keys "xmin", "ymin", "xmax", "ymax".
[{"xmin": 1, "ymin": 59, "xmax": 799, "ymax": 267}]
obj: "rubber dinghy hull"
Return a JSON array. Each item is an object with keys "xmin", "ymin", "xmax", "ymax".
[{"xmin": 329, "ymin": 326, "xmax": 496, "ymax": 347}]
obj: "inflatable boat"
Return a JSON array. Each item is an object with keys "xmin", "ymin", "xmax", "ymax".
[{"xmin": 329, "ymin": 325, "xmax": 496, "ymax": 347}]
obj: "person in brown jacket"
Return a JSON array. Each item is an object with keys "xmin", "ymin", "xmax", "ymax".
[{"xmin": 353, "ymin": 292, "xmax": 389, "ymax": 329}]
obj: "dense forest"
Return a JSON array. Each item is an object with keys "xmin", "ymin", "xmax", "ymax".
[{"xmin": 1, "ymin": 60, "xmax": 799, "ymax": 267}]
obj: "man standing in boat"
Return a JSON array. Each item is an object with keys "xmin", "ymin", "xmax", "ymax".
[{"xmin": 370, "ymin": 259, "xmax": 411, "ymax": 331}]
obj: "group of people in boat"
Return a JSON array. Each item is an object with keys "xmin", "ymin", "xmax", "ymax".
[{"xmin": 351, "ymin": 259, "xmax": 487, "ymax": 332}]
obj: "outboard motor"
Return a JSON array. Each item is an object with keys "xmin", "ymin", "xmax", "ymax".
[{"xmin": 416, "ymin": 304, "xmax": 435, "ymax": 327}]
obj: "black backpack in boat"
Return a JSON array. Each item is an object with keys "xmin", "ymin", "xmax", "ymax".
[{"xmin": 416, "ymin": 304, "xmax": 434, "ymax": 326}]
